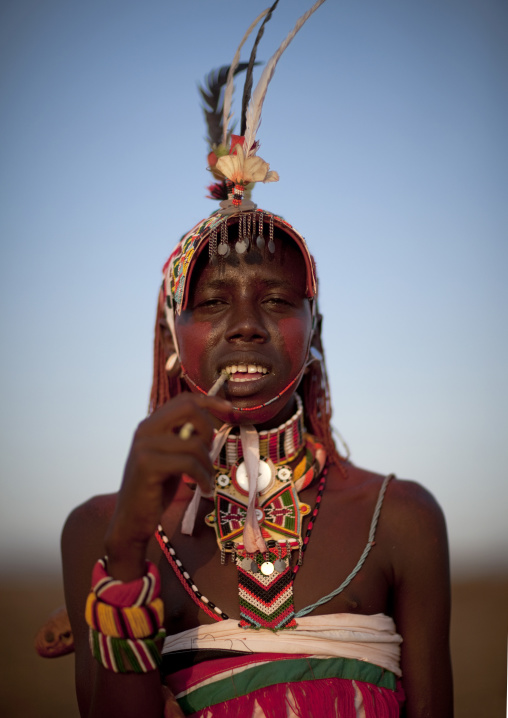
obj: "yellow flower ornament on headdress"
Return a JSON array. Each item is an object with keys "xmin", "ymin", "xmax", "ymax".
[
  {"xmin": 214, "ymin": 135, "xmax": 279, "ymax": 207},
  {"xmin": 216, "ymin": 136, "xmax": 279, "ymax": 186}
]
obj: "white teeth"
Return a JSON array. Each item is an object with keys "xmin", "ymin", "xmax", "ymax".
[{"xmin": 224, "ymin": 363, "xmax": 269, "ymax": 377}]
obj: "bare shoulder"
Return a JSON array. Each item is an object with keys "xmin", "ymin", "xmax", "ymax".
[
  {"xmin": 62, "ymin": 492, "xmax": 117, "ymax": 542},
  {"xmin": 61, "ymin": 494, "xmax": 118, "ymax": 628},
  {"xmin": 333, "ymin": 462, "xmax": 446, "ymax": 525},
  {"xmin": 381, "ymin": 474, "xmax": 447, "ymax": 536},
  {"xmin": 374, "ymin": 473, "xmax": 450, "ymax": 588},
  {"xmin": 329, "ymin": 462, "xmax": 449, "ymax": 572}
]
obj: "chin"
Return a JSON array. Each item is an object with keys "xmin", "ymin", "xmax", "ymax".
[{"xmin": 227, "ymin": 394, "xmax": 298, "ymax": 429}]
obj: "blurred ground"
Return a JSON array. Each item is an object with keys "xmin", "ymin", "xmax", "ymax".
[{"xmin": 0, "ymin": 573, "xmax": 506, "ymax": 717}]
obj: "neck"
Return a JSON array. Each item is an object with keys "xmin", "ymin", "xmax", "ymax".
[{"xmin": 213, "ymin": 394, "xmax": 305, "ymax": 470}]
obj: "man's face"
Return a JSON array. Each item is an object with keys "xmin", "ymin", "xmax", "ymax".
[{"xmin": 175, "ymin": 241, "xmax": 313, "ymax": 427}]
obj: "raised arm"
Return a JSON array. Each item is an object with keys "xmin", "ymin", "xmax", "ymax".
[{"xmin": 62, "ymin": 393, "xmax": 232, "ymax": 718}]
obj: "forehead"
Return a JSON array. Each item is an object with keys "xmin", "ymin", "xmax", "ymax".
[{"xmin": 189, "ymin": 239, "xmax": 308, "ymax": 297}]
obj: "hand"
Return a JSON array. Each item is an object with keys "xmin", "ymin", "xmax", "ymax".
[{"xmin": 104, "ymin": 393, "xmax": 232, "ymax": 579}]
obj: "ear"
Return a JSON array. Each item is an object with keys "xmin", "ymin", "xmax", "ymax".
[
  {"xmin": 311, "ymin": 311, "xmax": 325, "ymax": 354},
  {"xmin": 158, "ymin": 315, "xmax": 182, "ymax": 378},
  {"xmin": 305, "ymin": 311, "xmax": 324, "ymax": 371},
  {"xmin": 158, "ymin": 315, "xmax": 176, "ymax": 359}
]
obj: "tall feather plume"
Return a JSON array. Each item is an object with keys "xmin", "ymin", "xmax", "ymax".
[
  {"xmin": 199, "ymin": 64, "xmax": 250, "ymax": 149},
  {"xmin": 240, "ymin": 0, "xmax": 280, "ymax": 136},
  {"xmin": 244, "ymin": 0, "xmax": 328, "ymax": 157},
  {"xmin": 221, "ymin": 8, "xmax": 271, "ymax": 147}
]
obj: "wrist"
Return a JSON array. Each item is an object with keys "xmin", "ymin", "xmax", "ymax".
[{"xmin": 104, "ymin": 533, "xmax": 149, "ymax": 581}]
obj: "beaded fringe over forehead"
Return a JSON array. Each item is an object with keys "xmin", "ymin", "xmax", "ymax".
[{"xmin": 162, "ymin": 208, "xmax": 317, "ymax": 314}]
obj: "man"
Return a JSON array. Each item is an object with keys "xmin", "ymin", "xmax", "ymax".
[
  {"xmin": 62, "ymin": 209, "xmax": 453, "ymax": 718},
  {"xmin": 62, "ymin": 4, "xmax": 453, "ymax": 714}
]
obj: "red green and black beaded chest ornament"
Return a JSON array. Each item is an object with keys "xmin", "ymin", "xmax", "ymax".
[{"xmin": 156, "ymin": 397, "xmax": 330, "ymax": 631}]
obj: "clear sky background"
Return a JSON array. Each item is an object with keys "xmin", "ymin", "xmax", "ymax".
[{"xmin": 1, "ymin": 0, "xmax": 506, "ymax": 577}]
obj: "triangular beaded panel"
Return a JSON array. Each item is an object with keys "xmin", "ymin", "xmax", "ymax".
[
  {"xmin": 215, "ymin": 493, "xmax": 247, "ymax": 543},
  {"xmin": 260, "ymin": 483, "xmax": 300, "ymax": 539},
  {"xmin": 237, "ymin": 547, "xmax": 297, "ymax": 630}
]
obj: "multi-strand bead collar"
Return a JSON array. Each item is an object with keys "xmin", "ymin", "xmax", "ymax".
[{"xmin": 213, "ymin": 394, "xmax": 305, "ymax": 471}]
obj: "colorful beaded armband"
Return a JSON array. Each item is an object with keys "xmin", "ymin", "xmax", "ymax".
[{"xmin": 86, "ymin": 558, "xmax": 166, "ymax": 673}]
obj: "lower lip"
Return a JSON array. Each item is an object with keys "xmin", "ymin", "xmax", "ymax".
[
  {"xmin": 228, "ymin": 372, "xmax": 267, "ymax": 383},
  {"xmin": 225, "ymin": 373, "xmax": 270, "ymax": 395}
]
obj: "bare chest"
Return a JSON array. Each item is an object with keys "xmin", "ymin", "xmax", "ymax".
[{"xmin": 153, "ymin": 472, "xmax": 394, "ymax": 636}]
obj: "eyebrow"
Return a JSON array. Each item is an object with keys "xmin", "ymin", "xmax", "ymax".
[{"xmin": 198, "ymin": 277, "xmax": 297, "ymax": 291}]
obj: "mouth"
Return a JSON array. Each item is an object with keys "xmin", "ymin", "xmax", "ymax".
[{"xmin": 223, "ymin": 363, "xmax": 270, "ymax": 382}]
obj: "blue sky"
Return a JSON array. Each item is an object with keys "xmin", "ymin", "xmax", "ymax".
[{"xmin": 1, "ymin": 0, "xmax": 507, "ymax": 576}]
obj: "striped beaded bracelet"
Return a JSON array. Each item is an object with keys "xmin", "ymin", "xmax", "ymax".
[
  {"xmin": 89, "ymin": 627, "xmax": 166, "ymax": 673},
  {"xmin": 85, "ymin": 592, "xmax": 164, "ymax": 639},
  {"xmin": 86, "ymin": 558, "xmax": 166, "ymax": 673}
]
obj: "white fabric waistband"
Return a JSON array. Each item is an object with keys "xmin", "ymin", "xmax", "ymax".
[{"xmin": 162, "ymin": 612, "xmax": 402, "ymax": 677}]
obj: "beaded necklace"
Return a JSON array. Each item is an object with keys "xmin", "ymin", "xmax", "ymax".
[
  {"xmin": 157, "ymin": 396, "xmax": 329, "ymax": 630},
  {"xmin": 156, "ymin": 463, "xmax": 328, "ymax": 626},
  {"xmin": 213, "ymin": 394, "xmax": 305, "ymax": 470}
]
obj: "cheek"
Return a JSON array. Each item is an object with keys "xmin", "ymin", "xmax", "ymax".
[
  {"xmin": 176, "ymin": 322, "xmax": 213, "ymax": 377},
  {"xmin": 277, "ymin": 316, "xmax": 311, "ymax": 369}
]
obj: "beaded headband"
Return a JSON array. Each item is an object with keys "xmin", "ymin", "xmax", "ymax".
[{"xmin": 163, "ymin": 209, "xmax": 317, "ymax": 315}]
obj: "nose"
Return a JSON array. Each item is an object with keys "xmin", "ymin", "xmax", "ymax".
[{"xmin": 225, "ymin": 299, "xmax": 269, "ymax": 343}]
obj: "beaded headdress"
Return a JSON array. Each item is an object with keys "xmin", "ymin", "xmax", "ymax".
[
  {"xmin": 161, "ymin": 1, "xmax": 328, "ymax": 320},
  {"xmin": 150, "ymin": 0, "xmax": 338, "ymax": 458}
]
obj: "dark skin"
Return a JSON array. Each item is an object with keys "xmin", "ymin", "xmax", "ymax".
[{"xmin": 62, "ymin": 243, "xmax": 453, "ymax": 717}]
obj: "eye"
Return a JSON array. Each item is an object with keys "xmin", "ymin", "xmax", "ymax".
[
  {"xmin": 193, "ymin": 296, "xmax": 228, "ymax": 312},
  {"xmin": 200, "ymin": 298, "xmax": 224, "ymax": 306},
  {"xmin": 263, "ymin": 295, "xmax": 295, "ymax": 309}
]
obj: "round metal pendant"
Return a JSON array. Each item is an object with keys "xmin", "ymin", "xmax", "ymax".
[
  {"xmin": 277, "ymin": 466, "xmax": 292, "ymax": 482},
  {"xmin": 250, "ymin": 560, "xmax": 259, "ymax": 573},
  {"xmin": 235, "ymin": 239, "xmax": 247, "ymax": 254},
  {"xmin": 217, "ymin": 243, "xmax": 230, "ymax": 256},
  {"xmin": 268, "ymin": 239, "xmax": 275, "ymax": 254},
  {"xmin": 240, "ymin": 557, "xmax": 252, "ymax": 571},
  {"xmin": 235, "ymin": 459, "xmax": 274, "ymax": 494},
  {"xmin": 274, "ymin": 559, "xmax": 286, "ymax": 572},
  {"xmin": 256, "ymin": 234, "xmax": 265, "ymax": 249},
  {"xmin": 255, "ymin": 508, "xmax": 264, "ymax": 522},
  {"xmin": 216, "ymin": 473, "xmax": 230, "ymax": 488},
  {"xmin": 260, "ymin": 561, "xmax": 274, "ymax": 576}
]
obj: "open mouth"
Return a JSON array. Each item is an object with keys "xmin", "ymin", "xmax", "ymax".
[{"xmin": 223, "ymin": 363, "xmax": 270, "ymax": 382}]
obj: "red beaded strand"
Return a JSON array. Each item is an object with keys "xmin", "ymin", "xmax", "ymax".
[{"xmin": 293, "ymin": 461, "xmax": 328, "ymax": 579}]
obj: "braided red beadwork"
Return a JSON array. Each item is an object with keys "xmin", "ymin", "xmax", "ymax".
[
  {"xmin": 155, "ymin": 526, "xmax": 229, "ymax": 622},
  {"xmin": 293, "ymin": 461, "xmax": 328, "ymax": 578}
]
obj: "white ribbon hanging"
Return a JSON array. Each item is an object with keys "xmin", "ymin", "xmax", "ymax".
[
  {"xmin": 240, "ymin": 424, "xmax": 268, "ymax": 554},
  {"xmin": 181, "ymin": 422, "xmax": 268, "ymax": 554},
  {"xmin": 181, "ymin": 423, "xmax": 233, "ymax": 535}
]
